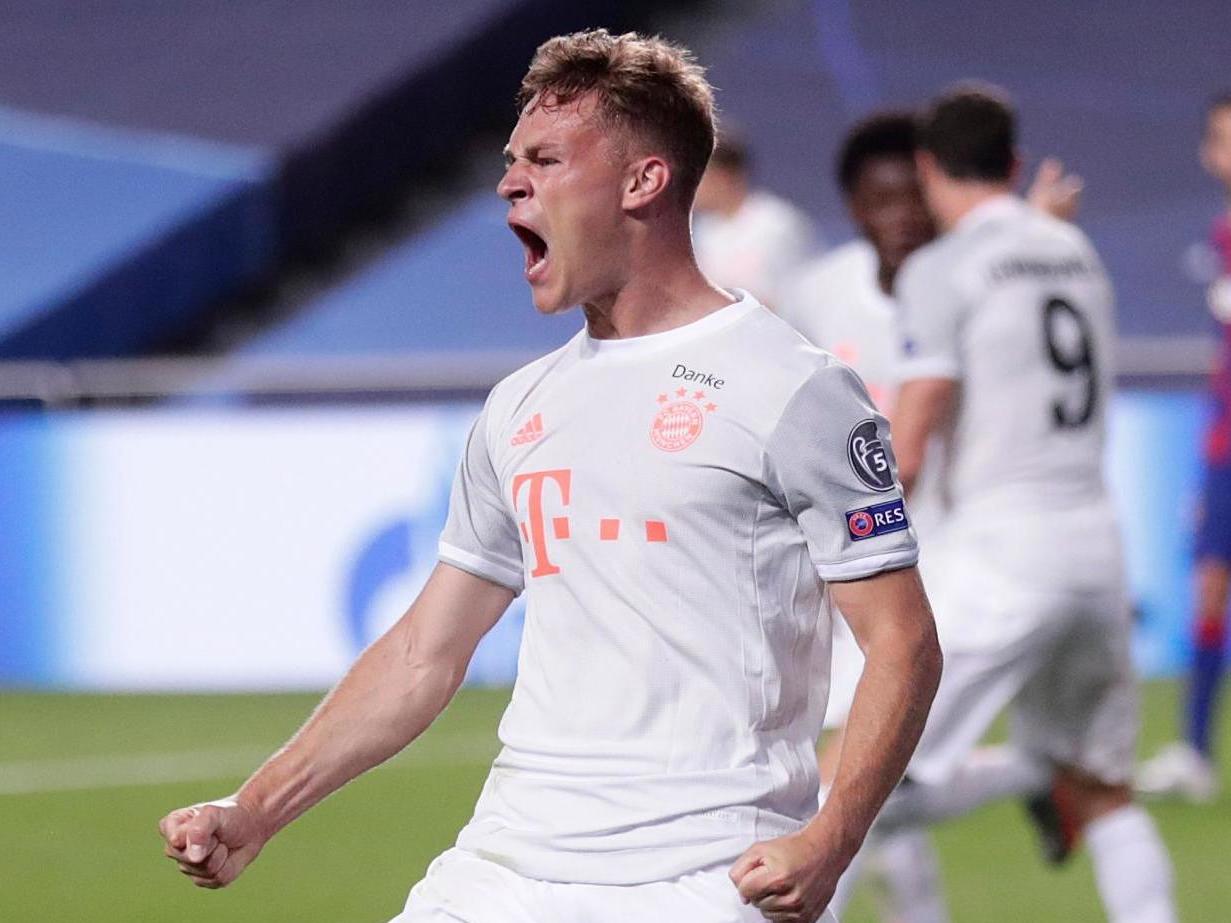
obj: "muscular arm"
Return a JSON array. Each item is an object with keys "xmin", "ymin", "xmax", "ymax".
[
  {"xmin": 159, "ymin": 562, "xmax": 514, "ymax": 887},
  {"xmin": 810, "ymin": 566, "xmax": 941, "ymax": 857},
  {"xmin": 889, "ymin": 378, "xmax": 956, "ymax": 495},
  {"xmin": 731, "ymin": 566, "xmax": 941, "ymax": 920}
]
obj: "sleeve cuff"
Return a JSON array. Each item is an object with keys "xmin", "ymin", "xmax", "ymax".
[
  {"xmin": 896, "ymin": 356, "xmax": 960, "ymax": 381},
  {"xmin": 816, "ymin": 547, "xmax": 920, "ymax": 583},
  {"xmin": 438, "ymin": 541, "xmax": 525, "ymax": 593}
]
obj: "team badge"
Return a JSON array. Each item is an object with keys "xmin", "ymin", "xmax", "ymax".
[
  {"xmin": 847, "ymin": 419, "xmax": 894, "ymax": 492},
  {"xmin": 651, "ymin": 387, "xmax": 717, "ymax": 452},
  {"xmin": 845, "ymin": 499, "xmax": 909, "ymax": 542}
]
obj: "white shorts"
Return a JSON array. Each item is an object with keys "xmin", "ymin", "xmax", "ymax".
[
  {"xmin": 908, "ymin": 525, "xmax": 1138, "ymax": 787},
  {"xmin": 391, "ymin": 847, "xmax": 839, "ymax": 923}
]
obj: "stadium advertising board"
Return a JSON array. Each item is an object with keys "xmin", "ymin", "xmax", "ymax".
[{"xmin": 0, "ymin": 393, "xmax": 1207, "ymax": 689}]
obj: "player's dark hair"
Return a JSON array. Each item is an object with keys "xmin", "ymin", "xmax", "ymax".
[
  {"xmin": 518, "ymin": 29, "xmax": 717, "ymax": 206},
  {"xmin": 836, "ymin": 111, "xmax": 918, "ymax": 196},
  {"xmin": 917, "ymin": 83, "xmax": 1016, "ymax": 182}
]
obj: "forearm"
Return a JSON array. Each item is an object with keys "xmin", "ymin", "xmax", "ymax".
[
  {"xmin": 234, "ymin": 619, "xmax": 465, "ymax": 839},
  {"xmin": 806, "ymin": 602, "xmax": 941, "ymax": 859}
]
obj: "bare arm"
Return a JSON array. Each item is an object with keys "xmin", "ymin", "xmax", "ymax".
[
  {"xmin": 158, "ymin": 562, "xmax": 514, "ymax": 887},
  {"xmin": 889, "ymin": 378, "xmax": 956, "ymax": 495},
  {"xmin": 808, "ymin": 567, "xmax": 941, "ymax": 856},
  {"xmin": 731, "ymin": 566, "xmax": 941, "ymax": 921}
]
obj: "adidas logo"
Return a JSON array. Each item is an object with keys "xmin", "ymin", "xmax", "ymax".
[{"xmin": 511, "ymin": 413, "xmax": 544, "ymax": 446}]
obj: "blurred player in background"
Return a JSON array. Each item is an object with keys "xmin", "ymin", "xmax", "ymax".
[
  {"xmin": 850, "ymin": 84, "xmax": 1176, "ymax": 923},
  {"xmin": 783, "ymin": 111, "xmax": 1083, "ymax": 923},
  {"xmin": 693, "ymin": 128, "xmax": 819, "ymax": 309},
  {"xmin": 781, "ymin": 112, "xmax": 948, "ymax": 923},
  {"xmin": 157, "ymin": 30, "xmax": 943, "ymax": 923},
  {"xmin": 1138, "ymin": 91, "xmax": 1231, "ymax": 803}
]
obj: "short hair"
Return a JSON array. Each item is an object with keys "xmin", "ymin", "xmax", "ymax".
[
  {"xmin": 709, "ymin": 128, "xmax": 750, "ymax": 173},
  {"xmin": 918, "ymin": 83, "xmax": 1016, "ymax": 182},
  {"xmin": 836, "ymin": 111, "xmax": 918, "ymax": 195},
  {"xmin": 517, "ymin": 29, "xmax": 717, "ymax": 204}
]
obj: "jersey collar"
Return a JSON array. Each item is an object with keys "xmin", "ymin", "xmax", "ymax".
[
  {"xmin": 954, "ymin": 193, "xmax": 1024, "ymax": 234},
  {"xmin": 578, "ymin": 289, "xmax": 762, "ymax": 359}
]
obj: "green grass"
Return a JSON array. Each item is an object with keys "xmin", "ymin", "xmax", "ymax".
[{"xmin": 0, "ymin": 681, "xmax": 1223, "ymax": 922}]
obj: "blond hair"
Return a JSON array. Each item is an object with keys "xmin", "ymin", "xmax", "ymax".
[{"xmin": 518, "ymin": 29, "xmax": 717, "ymax": 205}]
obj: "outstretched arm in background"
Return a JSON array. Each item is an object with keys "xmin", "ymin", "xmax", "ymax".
[{"xmin": 158, "ymin": 562, "xmax": 514, "ymax": 888}]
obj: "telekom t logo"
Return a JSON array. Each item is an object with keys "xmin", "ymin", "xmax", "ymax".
[
  {"xmin": 512, "ymin": 468, "xmax": 669, "ymax": 579},
  {"xmin": 512, "ymin": 469, "xmax": 572, "ymax": 577}
]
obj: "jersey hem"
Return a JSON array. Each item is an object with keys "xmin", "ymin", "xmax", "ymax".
[{"xmin": 438, "ymin": 542, "xmax": 524, "ymax": 592}]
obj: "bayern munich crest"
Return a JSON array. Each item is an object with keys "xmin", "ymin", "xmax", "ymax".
[{"xmin": 651, "ymin": 387, "xmax": 717, "ymax": 452}]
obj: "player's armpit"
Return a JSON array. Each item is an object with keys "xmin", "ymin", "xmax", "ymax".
[{"xmin": 889, "ymin": 378, "xmax": 956, "ymax": 496}]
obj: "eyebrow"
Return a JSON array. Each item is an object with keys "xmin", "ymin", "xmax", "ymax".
[{"xmin": 502, "ymin": 144, "xmax": 557, "ymax": 166}]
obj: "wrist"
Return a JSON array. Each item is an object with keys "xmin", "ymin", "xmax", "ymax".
[{"xmin": 800, "ymin": 808, "xmax": 864, "ymax": 864}]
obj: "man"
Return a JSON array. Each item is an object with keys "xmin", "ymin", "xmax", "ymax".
[
  {"xmin": 1138, "ymin": 92, "xmax": 1231, "ymax": 803},
  {"xmin": 780, "ymin": 112, "xmax": 948, "ymax": 923},
  {"xmin": 693, "ymin": 129, "xmax": 819, "ymax": 309},
  {"xmin": 157, "ymin": 30, "xmax": 942, "ymax": 923},
  {"xmin": 867, "ymin": 84, "xmax": 1176, "ymax": 923},
  {"xmin": 782, "ymin": 112, "xmax": 1084, "ymax": 923}
]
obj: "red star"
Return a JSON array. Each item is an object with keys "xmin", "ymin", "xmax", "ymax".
[
  {"xmin": 657, "ymin": 393, "xmax": 668, "ymax": 404},
  {"xmin": 705, "ymin": 402, "xmax": 718, "ymax": 413},
  {"xmin": 675, "ymin": 387, "xmax": 687, "ymax": 397},
  {"xmin": 693, "ymin": 390, "xmax": 705, "ymax": 400}
]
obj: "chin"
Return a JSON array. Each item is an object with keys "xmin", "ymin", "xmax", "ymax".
[{"xmin": 531, "ymin": 290, "xmax": 574, "ymax": 315}]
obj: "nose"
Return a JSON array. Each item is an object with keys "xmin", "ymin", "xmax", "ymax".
[{"xmin": 498, "ymin": 162, "xmax": 530, "ymax": 203}]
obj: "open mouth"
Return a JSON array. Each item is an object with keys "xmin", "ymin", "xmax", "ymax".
[{"xmin": 510, "ymin": 221, "xmax": 549, "ymax": 279}]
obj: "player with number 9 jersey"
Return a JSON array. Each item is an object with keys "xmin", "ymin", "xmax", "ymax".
[{"xmin": 895, "ymin": 194, "xmax": 1115, "ymax": 527}]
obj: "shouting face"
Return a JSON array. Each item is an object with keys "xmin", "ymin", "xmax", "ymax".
[{"xmin": 498, "ymin": 94, "xmax": 633, "ymax": 313}]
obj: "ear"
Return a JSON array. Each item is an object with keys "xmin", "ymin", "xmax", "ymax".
[
  {"xmin": 622, "ymin": 156, "xmax": 672, "ymax": 210},
  {"xmin": 914, "ymin": 150, "xmax": 938, "ymax": 183}
]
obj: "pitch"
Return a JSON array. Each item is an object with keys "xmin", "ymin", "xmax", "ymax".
[{"xmin": 0, "ymin": 682, "xmax": 1223, "ymax": 921}]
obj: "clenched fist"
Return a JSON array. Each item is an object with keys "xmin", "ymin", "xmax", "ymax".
[
  {"xmin": 159, "ymin": 798, "xmax": 268, "ymax": 889},
  {"xmin": 729, "ymin": 830, "xmax": 842, "ymax": 923}
]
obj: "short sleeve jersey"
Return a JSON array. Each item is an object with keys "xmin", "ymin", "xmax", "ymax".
[
  {"xmin": 895, "ymin": 196, "xmax": 1116, "ymax": 517},
  {"xmin": 778, "ymin": 239, "xmax": 900, "ymax": 412},
  {"xmin": 439, "ymin": 292, "xmax": 917, "ymax": 885}
]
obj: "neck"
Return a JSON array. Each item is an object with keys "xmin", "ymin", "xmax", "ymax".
[
  {"xmin": 876, "ymin": 261, "xmax": 897, "ymax": 296},
  {"xmin": 584, "ymin": 221, "xmax": 735, "ymax": 339},
  {"xmin": 935, "ymin": 181, "xmax": 1013, "ymax": 231}
]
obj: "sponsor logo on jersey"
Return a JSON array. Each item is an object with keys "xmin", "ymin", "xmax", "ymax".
[
  {"xmin": 651, "ymin": 388, "xmax": 718, "ymax": 452},
  {"xmin": 845, "ymin": 498, "xmax": 909, "ymax": 542},
  {"xmin": 847, "ymin": 419, "xmax": 894, "ymax": 491},
  {"xmin": 671, "ymin": 363, "xmax": 725, "ymax": 389},
  {"xmin": 511, "ymin": 413, "xmax": 544, "ymax": 446}
]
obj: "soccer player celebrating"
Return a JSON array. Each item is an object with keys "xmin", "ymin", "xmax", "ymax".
[
  {"xmin": 157, "ymin": 30, "xmax": 941, "ymax": 923},
  {"xmin": 862, "ymin": 84, "xmax": 1176, "ymax": 923},
  {"xmin": 1138, "ymin": 92, "xmax": 1231, "ymax": 803}
]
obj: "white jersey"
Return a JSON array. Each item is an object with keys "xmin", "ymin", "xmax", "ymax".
[
  {"xmin": 896, "ymin": 195, "xmax": 1116, "ymax": 524},
  {"xmin": 778, "ymin": 240, "xmax": 898, "ymax": 411},
  {"xmin": 438, "ymin": 292, "xmax": 917, "ymax": 885},
  {"xmin": 693, "ymin": 190, "xmax": 818, "ymax": 309}
]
